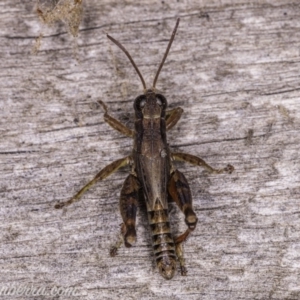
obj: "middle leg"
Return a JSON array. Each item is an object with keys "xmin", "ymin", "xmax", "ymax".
[
  {"xmin": 172, "ymin": 152, "xmax": 234, "ymax": 174},
  {"xmin": 55, "ymin": 156, "xmax": 131, "ymax": 209}
]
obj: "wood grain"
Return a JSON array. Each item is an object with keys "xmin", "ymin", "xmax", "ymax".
[{"xmin": 1, "ymin": 1, "xmax": 300, "ymax": 299}]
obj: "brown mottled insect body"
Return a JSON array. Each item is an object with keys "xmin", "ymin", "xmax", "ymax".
[
  {"xmin": 132, "ymin": 90, "xmax": 178, "ymax": 278},
  {"xmin": 55, "ymin": 19, "xmax": 234, "ymax": 280}
]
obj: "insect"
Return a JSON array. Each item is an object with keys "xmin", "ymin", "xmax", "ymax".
[{"xmin": 55, "ymin": 18, "xmax": 234, "ymax": 279}]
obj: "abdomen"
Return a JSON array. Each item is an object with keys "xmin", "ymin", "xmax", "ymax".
[{"xmin": 148, "ymin": 200, "xmax": 177, "ymax": 280}]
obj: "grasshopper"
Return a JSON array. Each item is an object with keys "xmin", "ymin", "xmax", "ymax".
[{"xmin": 55, "ymin": 18, "xmax": 234, "ymax": 279}]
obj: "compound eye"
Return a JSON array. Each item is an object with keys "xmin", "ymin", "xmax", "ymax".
[
  {"xmin": 139, "ymin": 98, "xmax": 146, "ymax": 108},
  {"xmin": 134, "ymin": 95, "xmax": 146, "ymax": 111},
  {"xmin": 155, "ymin": 94, "xmax": 167, "ymax": 108},
  {"xmin": 156, "ymin": 97, "xmax": 162, "ymax": 106}
]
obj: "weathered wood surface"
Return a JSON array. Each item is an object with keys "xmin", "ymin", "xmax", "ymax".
[{"xmin": 1, "ymin": 1, "xmax": 300, "ymax": 299}]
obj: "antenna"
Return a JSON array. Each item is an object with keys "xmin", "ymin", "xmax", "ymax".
[
  {"xmin": 152, "ymin": 18, "xmax": 180, "ymax": 89},
  {"xmin": 107, "ymin": 34, "xmax": 147, "ymax": 90},
  {"xmin": 107, "ymin": 18, "xmax": 180, "ymax": 91}
]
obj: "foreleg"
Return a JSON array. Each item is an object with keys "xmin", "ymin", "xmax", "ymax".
[
  {"xmin": 165, "ymin": 107, "xmax": 183, "ymax": 131},
  {"xmin": 98, "ymin": 100, "xmax": 134, "ymax": 138}
]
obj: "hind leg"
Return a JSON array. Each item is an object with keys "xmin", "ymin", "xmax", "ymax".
[
  {"xmin": 168, "ymin": 169, "xmax": 198, "ymax": 275},
  {"xmin": 110, "ymin": 174, "xmax": 140, "ymax": 256},
  {"xmin": 168, "ymin": 169, "xmax": 198, "ymax": 231}
]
